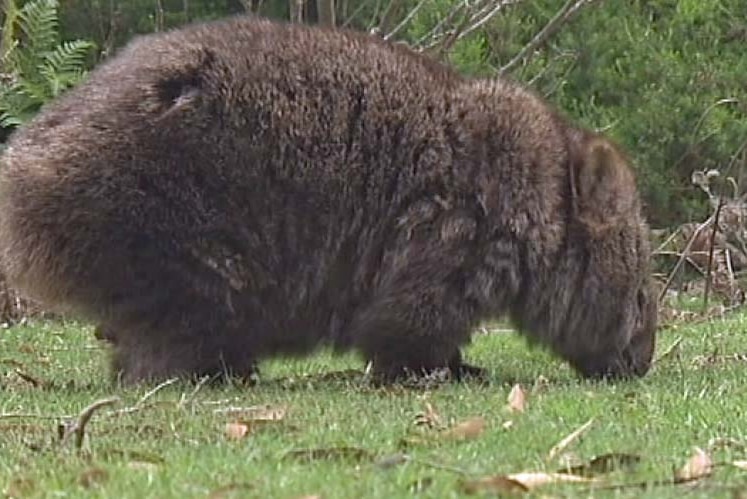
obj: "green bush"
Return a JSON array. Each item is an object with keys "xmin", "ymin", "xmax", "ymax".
[
  {"xmin": 0, "ymin": 0, "xmax": 95, "ymax": 134},
  {"xmin": 400, "ymin": 0, "xmax": 746, "ymax": 227}
]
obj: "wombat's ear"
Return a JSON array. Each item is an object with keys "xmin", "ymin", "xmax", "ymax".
[
  {"xmin": 154, "ymin": 75, "xmax": 201, "ymax": 116},
  {"xmin": 572, "ymin": 134, "xmax": 638, "ymax": 232},
  {"xmin": 148, "ymin": 47, "xmax": 217, "ymax": 119}
]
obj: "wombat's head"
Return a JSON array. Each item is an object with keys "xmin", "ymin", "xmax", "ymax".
[{"xmin": 521, "ymin": 130, "xmax": 657, "ymax": 380}]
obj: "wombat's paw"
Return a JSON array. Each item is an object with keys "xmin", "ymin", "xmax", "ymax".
[
  {"xmin": 93, "ymin": 324, "xmax": 117, "ymax": 344},
  {"xmin": 109, "ymin": 345, "xmax": 260, "ymax": 387},
  {"xmin": 451, "ymin": 362, "xmax": 489, "ymax": 382},
  {"xmin": 368, "ymin": 358, "xmax": 487, "ymax": 389}
]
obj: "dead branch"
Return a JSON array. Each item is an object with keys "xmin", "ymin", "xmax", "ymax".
[
  {"xmin": 416, "ymin": 0, "xmax": 524, "ymax": 55},
  {"xmin": 499, "ymin": 0, "xmax": 600, "ymax": 75},
  {"xmin": 658, "ymin": 214, "xmax": 716, "ymax": 304},
  {"xmin": 61, "ymin": 396, "xmax": 120, "ymax": 450},
  {"xmin": 703, "ymin": 200, "xmax": 725, "ymax": 310},
  {"xmin": 384, "ymin": 0, "xmax": 428, "ymax": 40}
]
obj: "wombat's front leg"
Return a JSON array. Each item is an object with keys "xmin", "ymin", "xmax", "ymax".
[
  {"xmin": 108, "ymin": 326, "xmax": 258, "ymax": 385},
  {"xmin": 352, "ymin": 210, "xmax": 485, "ymax": 384}
]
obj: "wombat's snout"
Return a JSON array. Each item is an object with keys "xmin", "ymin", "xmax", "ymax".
[{"xmin": 574, "ymin": 289, "xmax": 657, "ymax": 380}]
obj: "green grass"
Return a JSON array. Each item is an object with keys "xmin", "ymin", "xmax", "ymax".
[{"xmin": 2, "ymin": 313, "xmax": 747, "ymax": 498}]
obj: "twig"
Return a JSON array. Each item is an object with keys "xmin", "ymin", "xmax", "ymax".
[
  {"xmin": 653, "ymin": 336, "xmax": 683, "ymax": 364},
  {"xmin": 652, "ymin": 251, "xmax": 706, "ymax": 276},
  {"xmin": 410, "ymin": 456, "xmax": 475, "ymax": 476},
  {"xmin": 414, "ymin": 0, "xmax": 468, "ymax": 47},
  {"xmin": 658, "ymin": 214, "xmax": 716, "ymax": 304},
  {"xmin": 377, "ymin": 0, "xmax": 403, "ymax": 35},
  {"xmin": 383, "ymin": 0, "xmax": 428, "ymax": 40},
  {"xmin": 703, "ymin": 200, "xmax": 725, "ymax": 311},
  {"xmin": 654, "ymin": 227, "xmax": 683, "ymax": 255},
  {"xmin": 456, "ymin": 0, "xmax": 517, "ymax": 42},
  {"xmin": 500, "ymin": 0, "xmax": 599, "ymax": 75},
  {"xmin": 61, "ymin": 396, "xmax": 120, "ymax": 450},
  {"xmin": 179, "ymin": 375, "xmax": 213, "ymax": 407},
  {"xmin": 104, "ymin": 377, "xmax": 179, "ymax": 417},
  {"xmin": 547, "ymin": 418, "xmax": 594, "ymax": 461},
  {"xmin": 0, "ymin": 413, "xmax": 71, "ymax": 420},
  {"xmin": 136, "ymin": 378, "xmax": 178, "ymax": 407},
  {"xmin": 671, "ymin": 98, "xmax": 739, "ymax": 174}
]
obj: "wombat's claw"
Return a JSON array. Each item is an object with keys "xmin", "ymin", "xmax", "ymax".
[{"xmin": 452, "ymin": 362, "xmax": 489, "ymax": 382}]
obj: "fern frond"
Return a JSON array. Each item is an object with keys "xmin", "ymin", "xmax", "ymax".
[
  {"xmin": 17, "ymin": 0, "xmax": 59, "ymax": 53},
  {"xmin": 42, "ymin": 39, "xmax": 95, "ymax": 76},
  {"xmin": 1, "ymin": 0, "xmax": 20, "ymax": 60}
]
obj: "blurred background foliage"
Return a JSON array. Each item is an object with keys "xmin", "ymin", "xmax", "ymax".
[{"xmin": 2, "ymin": 0, "xmax": 746, "ymax": 228}]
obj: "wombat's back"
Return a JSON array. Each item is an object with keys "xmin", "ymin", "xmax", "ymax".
[{"xmin": 0, "ymin": 16, "xmax": 483, "ymax": 380}]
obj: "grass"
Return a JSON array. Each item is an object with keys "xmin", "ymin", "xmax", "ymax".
[{"xmin": 2, "ymin": 312, "xmax": 747, "ymax": 498}]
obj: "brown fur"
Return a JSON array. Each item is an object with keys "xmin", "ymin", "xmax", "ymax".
[{"xmin": 0, "ymin": 15, "xmax": 657, "ymax": 384}]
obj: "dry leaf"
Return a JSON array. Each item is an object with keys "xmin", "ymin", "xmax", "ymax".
[
  {"xmin": 442, "ymin": 417, "xmax": 486, "ymax": 440},
  {"xmin": 462, "ymin": 471, "xmax": 599, "ymax": 494},
  {"xmin": 502, "ymin": 420, "xmax": 514, "ymax": 430},
  {"xmin": 78, "ymin": 468, "xmax": 109, "ymax": 488},
  {"xmin": 559, "ymin": 453, "xmax": 641, "ymax": 477},
  {"xmin": 127, "ymin": 461, "xmax": 160, "ymax": 472},
  {"xmin": 733, "ymin": 460, "xmax": 747, "ymax": 470},
  {"xmin": 375, "ymin": 453, "xmax": 410, "ymax": 469},
  {"xmin": 508, "ymin": 471, "xmax": 598, "ymax": 488},
  {"xmin": 225, "ymin": 422, "xmax": 249, "ymax": 440},
  {"xmin": 214, "ymin": 404, "xmax": 287, "ymax": 421},
  {"xmin": 675, "ymin": 447, "xmax": 713, "ymax": 483},
  {"xmin": 413, "ymin": 402, "xmax": 443, "ymax": 429},
  {"xmin": 460, "ymin": 475, "xmax": 529, "ymax": 494},
  {"xmin": 208, "ymin": 482, "xmax": 254, "ymax": 499},
  {"xmin": 284, "ymin": 446, "xmax": 373, "ymax": 462},
  {"xmin": 507, "ymin": 384, "xmax": 527, "ymax": 413},
  {"xmin": 6, "ymin": 477, "xmax": 35, "ymax": 498},
  {"xmin": 547, "ymin": 418, "xmax": 594, "ymax": 460}
]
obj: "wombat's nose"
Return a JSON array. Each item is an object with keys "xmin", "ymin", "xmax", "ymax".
[{"xmin": 573, "ymin": 347, "xmax": 652, "ymax": 380}]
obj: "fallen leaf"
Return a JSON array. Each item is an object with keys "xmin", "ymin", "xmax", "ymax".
[
  {"xmin": 18, "ymin": 344, "xmax": 36, "ymax": 354},
  {"xmin": 284, "ymin": 447, "xmax": 373, "ymax": 462},
  {"xmin": 13, "ymin": 369, "xmax": 48, "ymax": 388},
  {"xmin": 441, "ymin": 417, "xmax": 486, "ymax": 440},
  {"xmin": 558, "ymin": 453, "xmax": 641, "ymax": 477},
  {"xmin": 460, "ymin": 475, "xmax": 529, "ymax": 494},
  {"xmin": 675, "ymin": 447, "xmax": 713, "ymax": 483},
  {"xmin": 413, "ymin": 402, "xmax": 443, "ymax": 429},
  {"xmin": 6, "ymin": 477, "xmax": 34, "ymax": 498},
  {"xmin": 375, "ymin": 453, "xmax": 410, "ymax": 469},
  {"xmin": 214, "ymin": 404, "xmax": 287, "ymax": 421},
  {"xmin": 547, "ymin": 418, "xmax": 595, "ymax": 461},
  {"xmin": 127, "ymin": 461, "xmax": 160, "ymax": 472},
  {"xmin": 507, "ymin": 384, "xmax": 527, "ymax": 413},
  {"xmin": 733, "ymin": 460, "xmax": 747, "ymax": 470},
  {"xmin": 78, "ymin": 467, "xmax": 109, "ymax": 488},
  {"xmin": 508, "ymin": 471, "xmax": 598, "ymax": 488},
  {"xmin": 225, "ymin": 422, "xmax": 249, "ymax": 440},
  {"xmin": 208, "ymin": 482, "xmax": 254, "ymax": 499},
  {"xmin": 502, "ymin": 420, "xmax": 514, "ymax": 430}
]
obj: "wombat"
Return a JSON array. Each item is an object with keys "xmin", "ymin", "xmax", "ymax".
[{"xmin": 0, "ymin": 15, "xmax": 657, "ymax": 385}]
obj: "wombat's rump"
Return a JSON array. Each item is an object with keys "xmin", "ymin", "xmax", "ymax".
[{"xmin": 0, "ymin": 15, "xmax": 657, "ymax": 384}]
